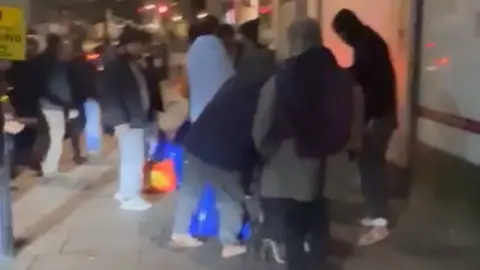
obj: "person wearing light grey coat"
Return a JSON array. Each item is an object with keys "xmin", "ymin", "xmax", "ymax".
[{"xmin": 252, "ymin": 18, "xmax": 364, "ymax": 268}]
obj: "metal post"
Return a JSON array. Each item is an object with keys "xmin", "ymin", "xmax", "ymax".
[
  {"xmin": 0, "ymin": 134, "xmax": 13, "ymax": 257},
  {"xmin": 406, "ymin": 0, "xmax": 425, "ymax": 180}
]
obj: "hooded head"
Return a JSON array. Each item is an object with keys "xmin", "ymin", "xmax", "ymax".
[
  {"xmin": 118, "ymin": 27, "xmax": 151, "ymax": 59},
  {"xmin": 332, "ymin": 9, "xmax": 365, "ymax": 46},
  {"xmin": 287, "ymin": 18, "xmax": 322, "ymax": 57},
  {"xmin": 45, "ymin": 34, "xmax": 73, "ymax": 61},
  {"xmin": 239, "ymin": 18, "xmax": 260, "ymax": 45},
  {"xmin": 197, "ymin": 15, "xmax": 220, "ymax": 36},
  {"xmin": 26, "ymin": 35, "xmax": 40, "ymax": 58}
]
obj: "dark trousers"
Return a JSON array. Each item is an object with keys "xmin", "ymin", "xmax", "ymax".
[
  {"xmin": 359, "ymin": 115, "xmax": 396, "ymax": 219},
  {"xmin": 261, "ymin": 197, "xmax": 329, "ymax": 270}
]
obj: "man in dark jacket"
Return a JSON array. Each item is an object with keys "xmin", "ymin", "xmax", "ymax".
[
  {"xmin": 36, "ymin": 34, "xmax": 84, "ymax": 176},
  {"xmin": 97, "ymin": 27, "xmax": 153, "ymax": 211},
  {"xmin": 170, "ymin": 60, "xmax": 273, "ymax": 258},
  {"xmin": 333, "ymin": 8, "xmax": 397, "ymax": 246},
  {"xmin": 7, "ymin": 36, "xmax": 42, "ymax": 167}
]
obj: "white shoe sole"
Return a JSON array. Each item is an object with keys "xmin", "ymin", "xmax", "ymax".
[
  {"xmin": 114, "ymin": 193, "xmax": 126, "ymax": 202},
  {"xmin": 361, "ymin": 218, "xmax": 388, "ymax": 227},
  {"xmin": 221, "ymin": 246, "xmax": 247, "ymax": 258},
  {"xmin": 120, "ymin": 202, "xmax": 152, "ymax": 211}
]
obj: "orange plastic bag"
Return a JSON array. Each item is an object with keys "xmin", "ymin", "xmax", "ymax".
[{"xmin": 145, "ymin": 159, "xmax": 176, "ymax": 193}]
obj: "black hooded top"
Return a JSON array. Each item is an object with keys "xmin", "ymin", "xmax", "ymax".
[{"xmin": 333, "ymin": 9, "xmax": 397, "ymax": 122}]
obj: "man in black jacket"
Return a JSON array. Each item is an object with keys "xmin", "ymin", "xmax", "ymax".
[
  {"xmin": 333, "ymin": 8, "xmax": 397, "ymax": 246},
  {"xmin": 36, "ymin": 35, "xmax": 84, "ymax": 176},
  {"xmin": 97, "ymin": 27, "xmax": 153, "ymax": 211}
]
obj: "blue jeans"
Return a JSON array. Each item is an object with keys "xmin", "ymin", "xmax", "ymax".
[
  {"xmin": 117, "ymin": 128, "xmax": 147, "ymax": 199},
  {"xmin": 84, "ymin": 100, "xmax": 102, "ymax": 154},
  {"xmin": 172, "ymin": 153, "xmax": 244, "ymax": 245}
]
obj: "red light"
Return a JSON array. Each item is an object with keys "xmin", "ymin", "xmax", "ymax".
[
  {"xmin": 85, "ymin": 53, "xmax": 100, "ymax": 61},
  {"xmin": 259, "ymin": 5, "xmax": 271, "ymax": 14},
  {"xmin": 435, "ymin": 57, "xmax": 450, "ymax": 65},
  {"xmin": 158, "ymin": 5, "xmax": 168, "ymax": 14},
  {"xmin": 425, "ymin": 42, "xmax": 436, "ymax": 48}
]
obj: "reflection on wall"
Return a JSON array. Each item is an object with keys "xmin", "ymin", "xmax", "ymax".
[
  {"xmin": 418, "ymin": 0, "xmax": 480, "ymax": 164},
  {"xmin": 321, "ymin": 0, "xmax": 412, "ymax": 167}
]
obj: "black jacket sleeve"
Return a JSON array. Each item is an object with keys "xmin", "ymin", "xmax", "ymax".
[
  {"xmin": 36, "ymin": 54, "xmax": 74, "ymax": 109},
  {"xmin": 97, "ymin": 61, "xmax": 129, "ymax": 128}
]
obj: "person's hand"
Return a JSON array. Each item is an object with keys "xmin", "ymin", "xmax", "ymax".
[
  {"xmin": 1, "ymin": 101, "xmax": 16, "ymax": 118},
  {"xmin": 164, "ymin": 130, "xmax": 177, "ymax": 141},
  {"xmin": 4, "ymin": 120, "xmax": 25, "ymax": 134},
  {"xmin": 68, "ymin": 109, "xmax": 79, "ymax": 119},
  {"xmin": 114, "ymin": 124, "xmax": 130, "ymax": 135}
]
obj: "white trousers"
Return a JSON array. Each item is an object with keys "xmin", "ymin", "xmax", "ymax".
[{"xmin": 41, "ymin": 109, "xmax": 66, "ymax": 174}]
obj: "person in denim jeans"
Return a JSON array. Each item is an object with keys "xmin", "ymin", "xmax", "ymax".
[{"xmin": 97, "ymin": 27, "xmax": 155, "ymax": 211}]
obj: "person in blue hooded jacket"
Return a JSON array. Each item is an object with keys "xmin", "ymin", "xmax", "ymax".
[{"xmin": 169, "ymin": 34, "xmax": 274, "ymax": 258}]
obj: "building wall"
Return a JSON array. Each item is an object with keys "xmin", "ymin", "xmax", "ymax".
[
  {"xmin": 417, "ymin": 0, "xmax": 480, "ymax": 165},
  {"xmin": 270, "ymin": 0, "xmax": 417, "ymax": 167}
]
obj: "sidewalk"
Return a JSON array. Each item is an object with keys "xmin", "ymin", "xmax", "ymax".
[{"xmin": 5, "ymin": 143, "xmax": 480, "ymax": 270}]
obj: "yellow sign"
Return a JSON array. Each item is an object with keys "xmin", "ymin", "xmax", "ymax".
[{"xmin": 0, "ymin": 6, "xmax": 25, "ymax": 61}]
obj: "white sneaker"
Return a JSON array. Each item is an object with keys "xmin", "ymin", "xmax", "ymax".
[
  {"xmin": 358, "ymin": 226, "xmax": 390, "ymax": 246},
  {"xmin": 263, "ymin": 239, "xmax": 285, "ymax": 264},
  {"xmin": 361, "ymin": 217, "xmax": 388, "ymax": 227},
  {"xmin": 304, "ymin": 241, "xmax": 311, "ymax": 252},
  {"xmin": 221, "ymin": 245, "xmax": 247, "ymax": 258},
  {"xmin": 169, "ymin": 234, "xmax": 204, "ymax": 248},
  {"xmin": 114, "ymin": 192, "xmax": 127, "ymax": 202},
  {"xmin": 120, "ymin": 197, "xmax": 152, "ymax": 211}
]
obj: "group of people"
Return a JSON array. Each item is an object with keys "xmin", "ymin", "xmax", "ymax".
[
  {"xmin": 165, "ymin": 9, "xmax": 397, "ymax": 270},
  {"xmin": 0, "ymin": 7, "xmax": 397, "ymax": 270},
  {"xmin": 3, "ymin": 27, "xmax": 168, "ymax": 200}
]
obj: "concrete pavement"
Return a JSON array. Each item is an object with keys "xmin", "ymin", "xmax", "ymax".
[{"xmin": 4, "ymin": 140, "xmax": 480, "ymax": 270}]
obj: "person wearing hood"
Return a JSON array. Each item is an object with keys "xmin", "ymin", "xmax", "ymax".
[
  {"xmin": 236, "ymin": 18, "xmax": 276, "ymax": 75},
  {"xmin": 169, "ymin": 34, "xmax": 273, "ymax": 258},
  {"xmin": 333, "ymin": 9, "xmax": 397, "ymax": 246},
  {"xmin": 253, "ymin": 18, "xmax": 364, "ymax": 268},
  {"xmin": 35, "ymin": 35, "xmax": 85, "ymax": 177},
  {"xmin": 97, "ymin": 27, "xmax": 154, "ymax": 211}
]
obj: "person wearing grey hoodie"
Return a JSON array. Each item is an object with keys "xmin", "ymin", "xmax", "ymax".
[{"xmin": 253, "ymin": 18, "xmax": 364, "ymax": 269}]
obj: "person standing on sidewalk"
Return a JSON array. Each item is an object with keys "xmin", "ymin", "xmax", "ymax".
[
  {"xmin": 333, "ymin": 9, "xmax": 398, "ymax": 246},
  {"xmin": 169, "ymin": 35, "xmax": 248, "ymax": 258},
  {"xmin": 97, "ymin": 27, "xmax": 153, "ymax": 211},
  {"xmin": 253, "ymin": 18, "xmax": 361, "ymax": 268},
  {"xmin": 36, "ymin": 34, "xmax": 83, "ymax": 177},
  {"xmin": 70, "ymin": 38, "xmax": 101, "ymax": 160}
]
